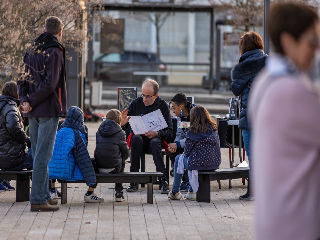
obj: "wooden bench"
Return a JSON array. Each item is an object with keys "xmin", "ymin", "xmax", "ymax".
[
  {"xmin": 0, "ymin": 170, "xmax": 32, "ymax": 202},
  {"xmin": 196, "ymin": 167, "xmax": 249, "ymax": 202},
  {"xmin": 58, "ymin": 172, "xmax": 163, "ymax": 204}
]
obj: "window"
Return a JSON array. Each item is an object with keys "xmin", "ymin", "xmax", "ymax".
[{"xmin": 100, "ymin": 53, "xmax": 121, "ymax": 62}]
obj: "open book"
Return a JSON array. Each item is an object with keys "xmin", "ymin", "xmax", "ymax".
[{"xmin": 129, "ymin": 109, "xmax": 168, "ymax": 135}]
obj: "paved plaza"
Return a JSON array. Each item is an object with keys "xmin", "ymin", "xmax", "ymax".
[{"xmin": 0, "ymin": 122, "xmax": 254, "ymax": 240}]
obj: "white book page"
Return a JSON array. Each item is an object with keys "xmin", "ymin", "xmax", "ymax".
[
  {"xmin": 129, "ymin": 116, "xmax": 148, "ymax": 135},
  {"xmin": 142, "ymin": 109, "xmax": 168, "ymax": 132}
]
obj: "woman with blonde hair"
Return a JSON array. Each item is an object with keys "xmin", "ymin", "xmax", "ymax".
[{"xmin": 249, "ymin": 3, "xmax": 320, "ymax": 239}]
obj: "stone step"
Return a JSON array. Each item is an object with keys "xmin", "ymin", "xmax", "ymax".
[{"xmin": 84, "ymin": 99, "xmax": 229, "ymax": 115}]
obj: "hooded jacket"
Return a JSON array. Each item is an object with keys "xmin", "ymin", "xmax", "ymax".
[
  {"xmin": 94, "ymin": 119, "xmax": 129, "ymax": 168},
  {"xmin": 49, "ymin": 106, "xmax": 96, "ymax": 186},
  {"xmin": 0, "ymin": 95, "xmax": 29, "ymax": 170},
  {"xmin": 18, "ymin": 32, "xmax": 67, "ymax": 117},
  {"xmin": 185, "ymin": 126, "xmax": 221, "ymax": 171},
  {"xmin": 231, "ymin": 49, "xmax": 267, "ymax": 130}
]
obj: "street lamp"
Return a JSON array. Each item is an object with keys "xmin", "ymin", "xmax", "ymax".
[{"xmin": 264, "ymin": 0, "xmax": 270, "ymax": 54}]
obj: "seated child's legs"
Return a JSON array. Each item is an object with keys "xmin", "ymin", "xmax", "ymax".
[
  {"xmin": 84, "ymin": 183, "xmax": 104, "ymax": 203},
  {"xmin": 171, "ymin": 154, "xmax": 189, "ymax": 194},
  {"xmin": 111, "ymin": 163, "xmax": 125, "ymax": 194}
]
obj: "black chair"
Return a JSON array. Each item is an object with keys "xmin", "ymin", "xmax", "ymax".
[{"xmin": 217, "ymin": 118, "xmax": 246, "ymax": 188}]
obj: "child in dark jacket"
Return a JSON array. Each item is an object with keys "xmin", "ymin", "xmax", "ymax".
[
  {"xmin": 168, "ymin": 105, "xmax": 221, "ymax": 200},
  {"xmin": 94, "ymin": 109, "xmax": 129, "ymax": 202},
  {"xmin": 0, "ymin": 81, "xmax": 32, "ymax": 192},
  {"xmin": 49, "ymin": 106, "xmax": 104, "ymax": 203}
]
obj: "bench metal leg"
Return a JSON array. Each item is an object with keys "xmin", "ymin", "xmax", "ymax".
[
  {"xmin": 147, "ymin": 183, "xmax": 153, "ymax": 204},
  {"xmin": 61, "ymin": 182, "xmax": 67, "ymax": 204},
  {"xmin": 141, "ymin": 154, "xmax": 145, "ymax": 188},
  {"xmin": 165, "ymin": 154, "xmax": 170, "ymax": 181},
  {"xmin": 196, "ymin": 175, "xmax": 210, "ymax": 202},
  {"xmin": 16, "ymin": 174, "xmax": 30, "ymax": 202}
]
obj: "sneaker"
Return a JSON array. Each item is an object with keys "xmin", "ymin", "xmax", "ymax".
[
  {"xmin": 160, "ymin": 181, "xmax": 169, "ymax": 194},
  {"xmin": 179, "ymin": 181, "xmax": 190, "ymax": 192},
  {"xmin": 48, "ymin": 198, "xmax": 58, "ymax": 205},
  {"xmin": 126, "ymin": 184, "xmax": 138, "ymax": 192},
  {"xmin": 56, "ymin": 189, "xmax": 61, "ymax": 198},
  {"xmin": 2, "ymin": 181, "xmax": 15, "ymax": 191},
  {"xmin": 84, "ymin": 193, "xmax": 104, "ymax": 203},
  {"xmin": 168, "ymin": 190, "xmax": 184, "ymax": 200},
  {"xmin": 115, "ymin": 192, "xmax": 125, "ymax": 202},
  {"xmin": 31, "ymin": 202, "xmax": 59, "ymax": 212},
  {"xmin": 239, "ymin": 193, "xmax": 254, "ymax": 201},
  {"xmin": 185, "ymin": 191, "xmax": 196, "ymax": 200},
  {"xmin": 50, "ymin": 189, "xmax": 59, "ymax": 199},
  {"xmin": 0, "ymin": 183, "xmax": 7, "ymax": 192}
]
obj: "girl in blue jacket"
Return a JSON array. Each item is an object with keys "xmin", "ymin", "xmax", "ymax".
[
  {"xmin": 168, "ymin": 105, "xmax": 221, "ymax": 200},
  {"xmin": 49, "ymin": 106, "xmax": 103, "ymax": 203}
]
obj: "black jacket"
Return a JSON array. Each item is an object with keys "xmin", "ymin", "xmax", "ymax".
[
  {"xmin": 124, "ymin": 96, "xmax": 174, "ymax": 142},
  {"xmin": 18, "ymin": 32, "xmax": 67, "ymax": 117},
  {"xmin": 0, "ymin": 95, "xmax": 29, "ymax": 170},
  {"xmin": 94, "ymin": 119, "xmax": 129, "ymax": 169},
  {"xmin": 231, "ymin": 49, "xmax": 267, "ymax": 130}
]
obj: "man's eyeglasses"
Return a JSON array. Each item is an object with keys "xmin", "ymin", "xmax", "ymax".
[{"xmin": 141, "ymin": 94, "xmax": 155, "ymax": 99}]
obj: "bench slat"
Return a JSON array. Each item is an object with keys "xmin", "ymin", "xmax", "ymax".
[{"xmin": 199, "ymin": 167, "xmax": 249, "ymax": 175}]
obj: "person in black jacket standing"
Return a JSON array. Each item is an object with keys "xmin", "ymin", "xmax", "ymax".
[
  {"xmin": 94, "ymin": 109, "xmax": 129, "ymax": 202},
  {"xmin": 0, "ymin": 81, "xmax": 32, "ymax": 191},
  {"xmin": 121, "ymin": 79, "xmax": 174, "ymax": 193},
  {"xmin": 231, "ymin": 32, "xmax": 267, "ymax": 200},
  {"xmin": 18, "ymin": 16, "xmax": 67, "ymax": 212}
]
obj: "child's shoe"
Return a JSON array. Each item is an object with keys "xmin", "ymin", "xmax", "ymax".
[
  {"xmin": 160, "ymin": 181, "xmax": 169, "ymax": 194},
  {"xmin": 179, "ymin": 181, "xmax": 190, "ymax": 192},
  {"xmin": 50, "ymin": 188, "xmax": 59, "ymax": 199},
  {"xmin": 84, "ymin": 193, "xmax": 104, "ymax": 203},
  {"xmin": 168, "ymin": 190, "xmax": 184, "ymax": 200},
  {"xmin": 185, "ymin": 191, "xmax": 196, "ymax": 201},
  {"xmin": 115, "ymin": 192, "xmax": 125, "ymax": 202},
  {"xmin": 2, "ymin": 181, "xmax": 14, "ymax": 191},
  {"xmin": 0, "ymin": 183, "xmax": 7, "ymax": 192}
]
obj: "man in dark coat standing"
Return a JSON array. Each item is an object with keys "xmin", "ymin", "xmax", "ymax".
[
  {"xmin": 121, "ymin": 79, "xmax": 174, "ymax": 193},
  {"xmin": 18, "ymin": 16, "xmax": 67, "ymax": 212}
]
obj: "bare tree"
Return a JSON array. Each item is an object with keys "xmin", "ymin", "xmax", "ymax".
[
  {"xmin": 211, "ymin": 0, "xmax": 264, "ymax": 32},
  {"xmin": 146, "ymin": 12, "xmax": 171, "ymax": 58},
  {"xmin": 0, "ymin": 0, "xmax": 102, "ymax": 85}
]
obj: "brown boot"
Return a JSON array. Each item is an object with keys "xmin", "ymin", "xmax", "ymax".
[
  {"xmin": 48, "ymin": 198, "xmax": 58, "ymax": 205},
  {"xmin": 31, "ymin": 202, "xmax": 59, "ymax": 212}
]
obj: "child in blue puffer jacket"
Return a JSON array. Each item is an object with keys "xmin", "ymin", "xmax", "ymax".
[
  {"xmin": 49, "ymin": 106, "xmax": 103, "ymax": 203},
  {"xmin": 168, "ymin": 105, "xmax": 221, "ymax": 200}
]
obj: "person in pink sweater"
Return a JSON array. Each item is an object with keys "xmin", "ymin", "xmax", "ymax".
[{"xmin": 248, "ymin": 3, "xmax": 320, "ymax": 240}]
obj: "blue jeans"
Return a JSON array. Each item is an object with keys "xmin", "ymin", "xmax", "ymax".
[
  {"xmin": 242, "ymin": 130, "xmax": 251, "ymax": 163},
  {"xmin": 172, "ymin": 154, "xmax": 193, "ymax": 194},
  {"xmin": 29, "ymin": 117, "xmax": 59, "ymax": 204}
]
